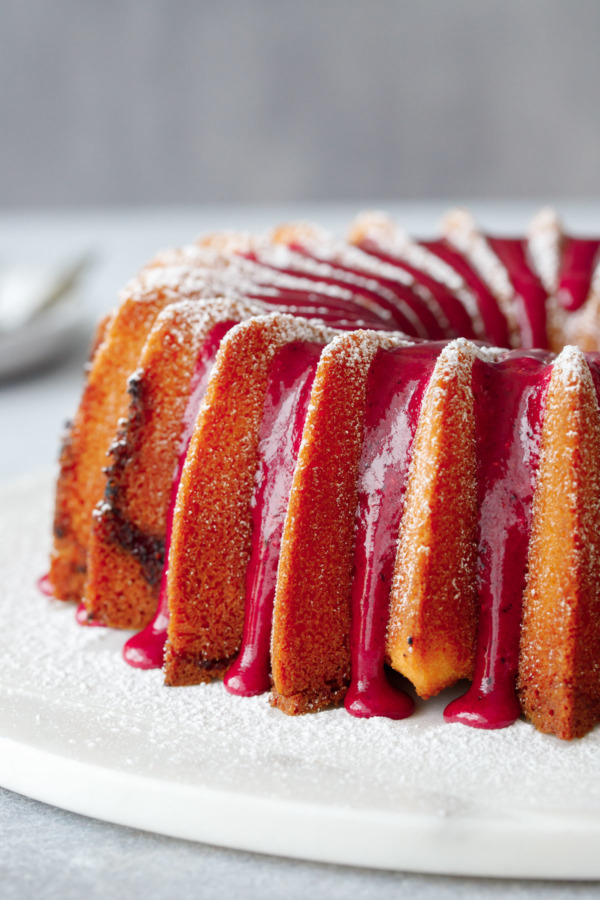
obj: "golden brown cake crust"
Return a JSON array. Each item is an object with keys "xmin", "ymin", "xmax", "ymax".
[
  {"xmin": 83, "ymin": 299, "xmax": 265, "ymax": 629},
  {"xmin": 49, "ymin": 311, "xmax": 115, "ymax": 601},
  {"xmin": 518, "ymin": 348, "xmax": 600, "ymax": 739},
  {"xmin": 386, "ymin": 339, "xmax": 479, "ymax": 698},
  {"xmin": 48, "ymin": 253, "xmax": 251, "ymax": 606},
  {"xmin": 83, "ymin": 302, "xmax": 201, "ymax": 627},
  {"xmin": 270, "ymin": 331, "xmax": 406, "ymax": 714},
  {"xmin": 49, "ymin": 290, "xmax": 172, "ymax": 602},
  {"xmin": 164, "ymin": 314, "xmax": 335, "ymax": 686}
]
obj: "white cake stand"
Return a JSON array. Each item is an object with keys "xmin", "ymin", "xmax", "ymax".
[{"xmin": 1, "ymin": 473, "xmax": 600, "ymax": 880}]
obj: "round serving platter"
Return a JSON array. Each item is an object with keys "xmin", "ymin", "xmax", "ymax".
[{"xmin": 1, "ymin": 472, "xmax": 600, "ymax": 879}]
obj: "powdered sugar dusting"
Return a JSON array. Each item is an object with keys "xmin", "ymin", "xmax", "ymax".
[
  {"xmin": 151, "ymin": 296, "xmax": 268, "ymax": 349},
  {"xmin": 348, "ymin": 211, "xmax": 485, "ymax": 339},
  {"xmin": 347, "ymin": 210, "xmax": 398, "ymax": 246},
  {"xmin": 527, "ymin": 207, "xmax": 563, "ymax": 295},
  {"xmin": 295, "ymin": 228, "xmax": 457, "ymax": 337},
  {"xmin": 5, "ymin": 474, "xmax": 600, "ymax": 822},
  {"xmin": 553, "ymin": 344, "xmax": 593, "ymax": 390},
  {"xmin": 207, "ymin": 313, "xmax": 338, "ymax": 387},
  {"xmin": 307, "ymin": 329, "xmax": 413, "ymax": 408},
  {"xmin": 388, "ymin": 340, "xmax": 477, "ymax": 641},
  {"xmin": 255, "ymin": 244, "xmax": 404, "ymax": 321},
  {"xmin": 441, "ymin": 208, "xmax": 519, "ymax": 346}
]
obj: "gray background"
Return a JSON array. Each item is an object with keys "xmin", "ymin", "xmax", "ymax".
[
  {"xmin": 4, "ymin": 786, "xmax": 600, "ymax": 900},
  {"xmin": 2, "ymin": 0, "xmax": 600, "ymax": 208}
]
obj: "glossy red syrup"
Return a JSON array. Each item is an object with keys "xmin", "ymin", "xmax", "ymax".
[
  {"xmin": 224, "ymin": 341, "xmax": 322, "ymax": 696},
  {"xmin": 588, "ymin": 357, "xmax": 600, "ymax": 398},
  {"xmin": 345, "ymin": 344, "xmax": 442, "ymax": 719},
  {"xmin": 444, "ymin": 351, "xmax": 552, "ymax": 729},
  {"xmin": 39, "ymin": 574, "xmax": 98, "ymax": 630},
  {"xmin": 122, "ymin": 321, "xmax": 236, "ymax": 668},
  {"xmin": 246, "ymin": 285, "xmax": 397, "ymax": 333},
  {"xmin": 350, "ymin": 243, "xmax": 477, "ymax": 340},
  {"xmin": 37, "ymin": 573, "xmax": 53, "ymax": 596},
  {"xmin": 248, "ymin": 248, "xmax": 447, "ymax": 340},
  {"xmin": 420, "ymin": 239, "xmax": 511, "ymax": 349},
  {"xmin": 487, "ymin": 238, "xmax": 549, "ymax": 350},
  {"xmin": 557, "ymin": 238, "xmax": 600, "ymax": 311},
  {"xmin": 302, "ymin": 251, "xmax": 455, "ymax": 338}
]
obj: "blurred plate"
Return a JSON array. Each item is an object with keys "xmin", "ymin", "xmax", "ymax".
[{"xmin": 0, "ymin": 293, "xmax": 87, "ymax": 380}]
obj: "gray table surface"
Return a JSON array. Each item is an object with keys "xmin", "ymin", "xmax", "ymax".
[{"xmin": 3, "ymin": 203, "xmax": 600, "ymax": 899}]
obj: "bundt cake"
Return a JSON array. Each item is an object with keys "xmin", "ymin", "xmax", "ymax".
[{"xmin": 45, "ymin": 207, "xmax": 600, "ymax": 740}]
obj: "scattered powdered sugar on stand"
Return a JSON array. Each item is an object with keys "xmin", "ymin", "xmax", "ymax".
[{"xmin": 2, "ymin": 472, "xmax": 600, "ymax": 828}]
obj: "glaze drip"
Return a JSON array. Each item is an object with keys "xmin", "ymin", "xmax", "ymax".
[
  {"xmin": 288, "ymin": 248, "xmax": 451, "ymax": 340},
  {"xmin": 345, "ymin": 344, "xmax": 442, "ymax": 719},
  {"xmin": 37, "ymin": 573, "xmax": 53, "ymax": 596},
  {"xmin": 349, "ymin": 245, "xmax": 477, "ymax": 341},
  {"xmin": 558, "ymin": 238, "xmax": 600, "ymax": 311},
  {"xmin": 487, "ymin": 238, "xmax": 549, "ymax": 350},
  {"xmin": 246, "ymin": 285, "xmax": 398, "ymax": 332},
  {"xmin": 420, "ymin": 239, "xmax": 511, "ymax": 349},
  {"xmin": 224, "ymin": 341, "xmax": 322, "ymax": 696},
  {"xmin": 445, "ymin": 351, "xmax": 552, "ymax": 729},
  {"xmin": 123, "ymin": 320, "xmax": 236, "ymax": 668},
  {"xmin": 75, "ymin": 601, "xmax": 106, "ymax": 627}
]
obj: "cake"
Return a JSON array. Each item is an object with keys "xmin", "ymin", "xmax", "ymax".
[{"xmin": 46, "ymin": 207, "xmax": 600, "ymax": 740}]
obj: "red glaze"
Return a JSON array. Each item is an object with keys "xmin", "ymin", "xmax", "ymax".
[
  {"xmin": 558, "ymin": 238, "xmax": 600, "ymax": 311},
  {"xmin": 299, "ymin": 251, "xmax": 454, "ymax": 338},
  {"xmin": 444, "ymin": 351, "xmax": 552, "ymax": 729},
  {"xmin": 37, "ymin": 573, "xmax": 53, "ymax": 596},
  {"xmin": 248, "ymin": 247, "xmax": 448, "ymax": 340},
  {"xmin": 347, "ymin": 244, "xmax": 477, "ymax": 341},
  {"xmin": 421, "ymin": 239, "xmax": 512, "ymax": 349},
  {"xmin": 123, "ymin": 321, "xmax": 236, "ymax": 668},
  {"xmin": 246, "ymin": 286, "xmax": 399, "ymax": 333},
  {"xmin": 487, "ymin": 238, "xmax": 549, "ymax": 350},
  {"xmin": 224, "ymin": 341, "xmax": 322, "ymax": 696},
  {"xmin": 345, "ymin": 344, "xmax": 442, "ymax": 719}
]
